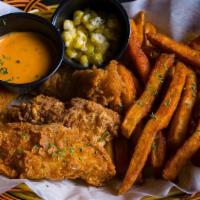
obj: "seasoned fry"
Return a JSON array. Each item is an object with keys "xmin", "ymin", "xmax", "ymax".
[
  {"xmin": 163, "ymin": 121, "xmax": 200, "ymax": 181},
  {"xmin": 150, "ymin": 131, "xmax": 166, "ymax": 175},
  {"xmin": 119, "ymin": 62, "xmax": 187, "ymax": 194},
  {"xmin": 147, "ymin": 32, "xmax": 200, "ymax": 68},
  {"xmin": 121, "ymin": 54, "xmax": 174, "ymax": 138},
  {"xmin": 144, "ymin": 22, "xmax": 157, "ymax": 48},
  {"xmin": 143, "ymin": 22, "xmax": 160, "ymax": 59},
  {"xmin": 128, "ymin": 19, "xmax": 150, "ymax": 83},
  {"xmin": 135, "ymin": 11, "xmax": 145, "ymax": 47},
  {"xmin": 190, "ymin": 35, "xmax": 200, "ymax": 51},
  {"xmin": 167, "ymin": 69, "xmax": 197, "ymax": 150},
  {"xmin": 114, "ymin": 136, "xmax": 129, "ymax": 177}
]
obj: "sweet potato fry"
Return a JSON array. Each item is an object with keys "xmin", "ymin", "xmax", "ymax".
[
  {"xmin": 119, "ymin": 62, "xmax": 187, "ymax": 194},
  {"xmin": 163, "ymin": 121, "xmax": 200, "ymax": 181},
  {"xmin": 190, "ymin": 35, "xmax": 200, "ymax": 51},
  {"xmin": 135, "ymin": 11, "xmax": 145, "ymax": 47},
  {"xmin": 143, "ymin": 22, "xmax": 160, "ymax": 60},
  {"xmin": 128, "ymin": 19, "xmax": 150, "ymax": 83},
  {"xmin": 117, "ymin": 63, "xmax": 137, "ymax": 110},
  {"xmin": 150, "ymin": 131, "xmax": 166, "ymax": 176},
  {"xmin": 144, "ymin": 22, "xmax": 157, "ymax": 48},
  {"xmin": 121, "ymin": 54, "xmax": 174, "ymax": 138},
  {"xmin": 147, "ymin": 32, "xmax": 200, "ymax": 68},
  {"xmin": 167, "ymin": 69, "xmax": 197, "ymax": 151}
]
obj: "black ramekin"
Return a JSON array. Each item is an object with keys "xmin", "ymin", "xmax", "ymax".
[
  {"xmin": 0, "ymin": 12, "xmax": 64, "ymax": 93},
  {"xmin": 51, "ymin": 0, "xmax": 130, "ymax": 70}
]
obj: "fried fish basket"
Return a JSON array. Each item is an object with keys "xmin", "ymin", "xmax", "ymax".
[{"xmin": 0, "ymin": 0, "xmax": 200, "ymax": 199}]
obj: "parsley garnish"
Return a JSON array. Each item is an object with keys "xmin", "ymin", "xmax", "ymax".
[
  {"xmin": 33, "ymin": 145, "xmax": 39, "ymax": 150},
  {"xmin": 165, "ymin": 99, "xmax": 171, "ymax": 107},
  {"xmin": 79, "ymin": 157, "xmax": 83, "ymax": 161},
  {"xmin": 155, "ymin": 72, "xmax": 164, "ymax": 83},
  {"xmin": 152, "ymin": 90, "xmax": 158, "ymax": 96},
  {"xmin": 18, "ymin": 132, "xmax": 29, "ymax": 140},
  {"xmin": 58, "ymin": 148, "xmax": 67, "ymax": 157},
  {"xmin": 137, "ymin": 100, "xmax": 144, "ymax": 106},
  {"xmin": 191, "ymin": 83, "xmax": 196, "ymax": 91},
  {"xmin": 4, "ymin": 77, "xmax": 13, "ymax": 82},
  {"xmin": 191, "ymin": 83, "xmax": 197, "ymax": 97},
  {"xmin": 150, "ymin": 112, "xmax": 157, "ymax": 119},
  {"xmin": 97, "ymin": 131, "xmax": 110, "ymax": 142},
  {"xmin": 0, "ymin": 67, "xmax": 8, "ymax": 74},
  {"xmin": 69, "ymin": 147, "xmax": 75, "ymax": 155}
]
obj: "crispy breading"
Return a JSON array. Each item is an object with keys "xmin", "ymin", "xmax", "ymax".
[
  {"xmin": 7, "ymin": 96, "xmax": 120, "ymax": 146},
  {"xmin": 119, "ymin": 62, "xmax": 187, "ymax": 194},
  {"xmin": 64, "ymin": 98, "xmax": 120, "ymax": 146},
  {"xmin": 39, "ymin": 65, "xmax": 74, "ymax": 101},
  {"xmin": 121, "ymin": 54, "xmax": 174, "ymax": 138},
  {"xmin": 0, "ymin": 123, "xmax": 115, "ymax": 186},
  {"xmin": 0, "ymin": 87, "xmax": 17, "ymax": 119},
  {"xmin": 147, "ymin": 32, "xmax": 200, "ymax": 68},
  {"xmin": 8, "ymin": 95, "xmax": 66, "ymax": 124},
  {"xmin": 128, "ymin": 19, "xmax": 150, "ymax": 83},
  {"xmin": 72, "ymin": 60, "xmax": 136, "ymax": 112},
  {"xmin": 167, "ymin": 69, "xmax": 197, "ymax": 150},
  {"xmin": 163, "ymin": 121, "xmax": 200, "ymax": 181}
]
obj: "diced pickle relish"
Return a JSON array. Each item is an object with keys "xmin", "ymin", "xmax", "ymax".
[{"xmin": 62, "ymin": 9, "xmax": 121, "ymax": 67}]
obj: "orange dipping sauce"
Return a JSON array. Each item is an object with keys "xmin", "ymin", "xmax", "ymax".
[{"xmin": 0, "ymin": 32, "xmax": 54, "ymax": 84}]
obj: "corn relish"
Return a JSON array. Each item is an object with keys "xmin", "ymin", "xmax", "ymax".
[{"xmin": 62, "ymin": 9, "xmax": 120, "ymax": 67}]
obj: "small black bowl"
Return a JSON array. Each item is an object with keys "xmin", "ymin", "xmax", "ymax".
[
  {"xmin": 0, "ymin": 12, "xmax": 64, "ymax": 93},
  {"xmin": 52, "ymin": 0, "xmax": 130, "ymax": 70}
]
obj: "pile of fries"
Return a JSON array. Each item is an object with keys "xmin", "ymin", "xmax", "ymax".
[{"xmin": 117, "ymin": 11, "xmax": 200, "ymax": 194}]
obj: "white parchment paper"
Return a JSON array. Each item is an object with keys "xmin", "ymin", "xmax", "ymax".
[{"xmin": 0, "ymin": 1, "xmax": 200, "ymax": 199}]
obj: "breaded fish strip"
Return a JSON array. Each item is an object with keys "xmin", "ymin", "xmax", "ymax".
[
  {"xmin": 147, "ymin": 32, "xmax": 200, "ymax": 68},
  {"xmin": 7, "ymin": 95, "xmax": 66, "ymax": 124},
  {"xmin": 167, "ymin": 69, "xmax": 197, "ymax": 150},
  {"xmin": 0, "ymin": 123, "xmax": 116, "ymax": 186},
  {"xmin": 163, "ymin": 121, "xmax": 200, "ymax": 181},
  {"xmin": 7, "ymin": 97, "xmax": 120, "ymax": 147},
  {"xmin": 119, "ymin": 62, "xmax": 187, "ymax": 194},
  {"xmin": 121, "ymin": 54, "xmax": 174, "ymax": 138},
  {"xmin": 128, "ymin": 19, "xmax": 150, "ymax": 83}
]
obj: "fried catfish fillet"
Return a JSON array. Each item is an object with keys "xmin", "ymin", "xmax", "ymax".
[
  {"xmin": 7, "ymin": 95, "xmax": 66, "ymax": 124},
  {"xmin": 0, "ymin": 123, "xmax": 116, "ymax": 186},
  {"xmin": 64, "ymin": 98, "xmax": 120, "ymax": 145},
  {"xmin": 7, "ymin": 96, "xmax": 120, "ymax": 146},
  {"xmin": 72, "ymin": 60, "xmax": 136, "ymax": 112},
  {"xmin": 39, "ymin": 66, "xmax": 74, "ymax": 101}
]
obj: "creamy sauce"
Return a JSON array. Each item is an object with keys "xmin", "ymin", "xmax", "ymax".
[{"xmin": 0, "ymin": 32, "xmax": 54, "ymax": 84}]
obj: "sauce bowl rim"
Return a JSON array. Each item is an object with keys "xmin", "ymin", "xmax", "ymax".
[
  {"xmin": 51, "ymin": 0, "xmax": 130, "ymax": 70},
  {"xmin": 0, "ymin": 12, "xmax": 64, "ymax": 88}
]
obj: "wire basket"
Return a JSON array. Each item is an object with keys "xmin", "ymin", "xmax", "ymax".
[{"xmin": 0, "ymin": 0, "xmax": 200, "ymax": 199}]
